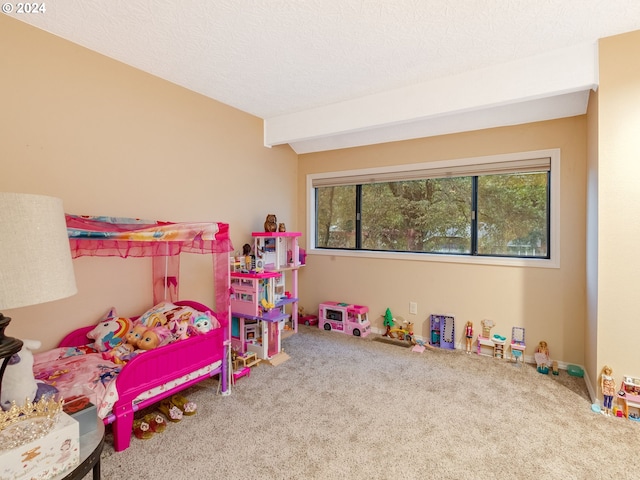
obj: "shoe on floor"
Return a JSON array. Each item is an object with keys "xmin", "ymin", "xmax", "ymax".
[
  {"xmin": 159, "ymin": 399, "xmax": 183, "ymax": 422},
  {"xmin": 133, "ymin": 419, "xmax": 154, "ymax": 440},
  {"xmin": 171, "ymin": 394, "xmax": 197, "ymax": 416}
]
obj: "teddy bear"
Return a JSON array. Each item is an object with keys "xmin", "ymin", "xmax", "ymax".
[
  {"xmin": 1, "ymin": 339, "xmax": 58, "ymax": 410},
  {"xmin": 264, "ymin": 214, "xmax": 277, "ymax": 232}
]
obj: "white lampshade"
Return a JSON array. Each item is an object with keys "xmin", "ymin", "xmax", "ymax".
[{"xmin": 0, "ymin": 193, "xmax": 77, "ymax": 310}]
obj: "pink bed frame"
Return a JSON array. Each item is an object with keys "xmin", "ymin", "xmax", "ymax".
[{"xmin": 58, "ymin": 300, "xmax": 227, "ymax": 452}]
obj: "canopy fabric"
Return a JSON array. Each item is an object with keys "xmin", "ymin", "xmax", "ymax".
[{"xmin": 66, "ymin": 215, "xmax": 232, "ymax": 258}]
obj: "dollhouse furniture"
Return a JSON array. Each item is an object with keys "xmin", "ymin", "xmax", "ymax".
[
  {"xmin": 234, "ymin": 351, "xmax": 260, "ymax": 369},
  {"xmin": 618, "ymin": 376, "xmax": 640, "ymax": 419},
  {"xmin": 476, "ymin": 319, "xmax": 500, "ymax": 357},
  {"xmin": 492, "ymin": 337, "xmax": 506, "ymax": 359},
  {"xmin": 37, "ymin": 215, "xmax": 233, "ymax": 453},
  {"xmin": 510, "ymin": 327, "xmax": 526, "ymax": 365},
  {"xmin": 231, "ymin": 351, "xmax": 259, "ymax": 384},
  {"xmin": 428, "ymin": 314, "xmax": 455, "ymax": 349},
  {"xmin": 252, "ymin": 231, "xmax": 303, "ymax": 332}
]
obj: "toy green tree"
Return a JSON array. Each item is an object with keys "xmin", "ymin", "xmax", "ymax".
[{"xmin": 383, "ymin": 308, "xmax": 394, "ymax": 337}]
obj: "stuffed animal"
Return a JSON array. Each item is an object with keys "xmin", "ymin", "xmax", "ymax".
[
  {"xmin": 192, "ymin": 311, "xmax": 220, "ymax": 334},
  {"xmin": 87, "ymin": 316, "xmax": 133, "ymax": 352},
  {"xmin": 1, "ymin": 339, "xmax": 58, "ymax": 410},
  {"xmin": 264, "ymin": 214, "xmax": 278, "ymax": 232}
]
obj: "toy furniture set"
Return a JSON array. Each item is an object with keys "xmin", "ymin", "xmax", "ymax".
[
  {"xmin": 510, "ymin": 327, "xmax": 526, "ymax": 366},
  {"xmin": 617, "ymin": 375, "xmax": 640, "ymax": 420},
  {"xmin": 475, "ymin": 319, "xmax": 507, "ymax": 358},
  {"xmin": 428, "ymin": 314, "xmax": 455, "ymax": 349},
  {"xmin": 230, "ymin": 231, "xmax": 303, "ymax": 361},
  {"xmin": 30, "ymin": 215, "xmax": 233, "ymax": 452}
]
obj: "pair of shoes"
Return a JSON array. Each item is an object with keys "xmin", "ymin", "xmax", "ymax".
[
  {"xmin": 170, "ymin": 394, "xmax": 197, "ymax": 416},
  {"xmin": 144, "ymin": 412, "xmax": 167, "ymax": 433},
  {"xmin": 133, "ymin": 418, "xmax": 154, "ymax": 440},
  {"xmin": 159, "ymin": 399, "xmax": 183, "ymax": 422}
]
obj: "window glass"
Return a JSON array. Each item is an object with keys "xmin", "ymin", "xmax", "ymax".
[
  {"xmin": 476, "ymin": 172, "xmax": 548, "ymax": 257},
  {"xmin": 316, "ymin": 185, "xmax": 356, "ymax": 248},
  {"xmin": 361, "ymin": 178, "xmax": 472, "ymax": 253},
  {"xmin": 311, "ymin": 153, "xmax": 553, "ymax": 261}
]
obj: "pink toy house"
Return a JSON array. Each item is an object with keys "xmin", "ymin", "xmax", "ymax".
[
  {"xmin": 252, "ymin": 231, "xmax": 303, "ymax": 332},
  {"xmin": 230, "ymin": 271, "xmax": 296, "ymax": 360}
]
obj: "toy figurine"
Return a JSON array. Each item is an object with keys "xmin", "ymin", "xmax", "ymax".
[
  {"xmin": 278, "ymin": 222, "xmax": 286, "ymax": 232},
  {"xmin": 534, "ymin": 340, "xmax": 551, "ymax": 373},
  {"xmin": 382, "ymin": 308, "xmax": 394, "ymax": 337},
  {"xmin": 264, "ymin": 214, "xmax": 278, "ymax": 232},
  {"xmin": 464, "ymin": 321, "xmax": 473, "ymax": 353},
  {"xmin": 600, "ymin": 365, "xmax": 616, "ymax": 416},
  {"xmin": 242, "ymin": 243, "xmax": 253, "ymax": 272}
]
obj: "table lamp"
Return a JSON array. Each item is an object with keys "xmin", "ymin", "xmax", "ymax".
[{"xmin": 0, "ymin": 192, "xmax": 77, "ymax": 406}]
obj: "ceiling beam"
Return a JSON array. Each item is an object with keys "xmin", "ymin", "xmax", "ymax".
[{"xmin": 264, "ymin": 42, "xmax": 598, "ymax": 154}]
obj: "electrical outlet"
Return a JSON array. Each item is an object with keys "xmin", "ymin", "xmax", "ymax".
[{"xmin": 409, "ymin": 302, "xmax": 418, "ymax": 315}]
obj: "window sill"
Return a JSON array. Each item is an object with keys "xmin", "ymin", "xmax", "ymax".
[{"xmin": 308, "ymin": 248, "xmax": 559, "ymax": 269}]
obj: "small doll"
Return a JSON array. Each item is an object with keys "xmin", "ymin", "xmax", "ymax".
[
  {"xmin": 137, "ymin": 327, "xmax": 172, "ymax": 351},
  {"xmin": 126, "ymin": 324, "xmax": 147, "ymax": 348},
  {"xmin": 600, "ymin": 365, "xmax": 616, "ymax": 416},
  {"xmin": 464, "ymin": 321, "xmax": 474, "ymax": 353},
  {"xmin": 534, "ymin": 341, "xmax": 551, "ymax": 373},
  {"xmin": 102, "ymin": 341, "xmax": 135, "ymax": 365},
  {"xmin": 242, "ymin": 243, "xmax": 253, "ymax": 272}
]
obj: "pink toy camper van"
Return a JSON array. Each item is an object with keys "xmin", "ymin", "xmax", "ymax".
[{"xmin": 318, "ymin": 302, "xmax": 371, "ymax": 338}]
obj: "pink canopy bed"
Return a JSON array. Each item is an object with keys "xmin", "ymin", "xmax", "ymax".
[{"xmin": 35, "ymin": 215, "xmax": 233, "ymax": 452}]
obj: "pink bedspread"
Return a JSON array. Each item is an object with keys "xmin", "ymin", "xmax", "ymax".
[
  {"xmin": 34, "ymin": 347, "xmax": 120, "ymax": 418},
  {"xmin": 34, "ymin": 345, "xmax": 222, "ymax": 419}
]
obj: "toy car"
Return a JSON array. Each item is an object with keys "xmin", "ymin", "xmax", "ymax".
[{"xmin": 299, "ymin": 314, "xmax": 318, "ymax": 326}]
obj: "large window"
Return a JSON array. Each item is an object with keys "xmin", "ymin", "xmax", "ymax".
[{"xmin": 309, "ymin": 150, "xmax": 559, "ymax": 266}]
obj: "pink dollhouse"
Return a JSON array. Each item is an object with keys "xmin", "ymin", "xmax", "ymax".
[
  {"xmin": 230, "ymin": 270, "xmax": 296, "ymax": 360},
  {"xmin": 252, "ymin": 231, "xmax": 302, "ymax": 332}
]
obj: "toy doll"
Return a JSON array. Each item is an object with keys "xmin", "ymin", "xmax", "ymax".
[
  {"xmin": 137, "ymin": 326, "xmax": 172, "ymax": 351},
  {"xmin": 600, "ymin": 365, "xmax": 616, "ymax": 416},
  {"xmin": 464, "ymin": 321, "xmax": 473, "ymax": 353},
  {"xmin": 102, "ymin": 341, "xmax": 135, "ymax": 365},
  {"xmin": 534, "ymin": 340, "xmax": 551, "ymax": 373}
]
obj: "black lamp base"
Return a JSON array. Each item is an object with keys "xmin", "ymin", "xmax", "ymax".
[
  {"xmin": 0, "ymin": 313, "xmax": 24, "ymax": 407},
  {"xmin": 0, "ymin": 313, "xmax": 23, "ymax": 359}
]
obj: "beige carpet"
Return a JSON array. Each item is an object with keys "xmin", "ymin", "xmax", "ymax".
[{"xmin": 89, "ymin": 326, "xmax": 639, "ymax": 479}]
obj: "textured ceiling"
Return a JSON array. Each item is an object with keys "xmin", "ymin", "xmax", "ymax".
[{"xmin": 8, "ymin": 1, "xmax": 640, "ymax": 152}]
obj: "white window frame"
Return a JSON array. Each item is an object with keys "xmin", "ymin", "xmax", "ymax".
[{"xmin": 306, "ymin": 148, "xmax": 560, "ymax": 269}]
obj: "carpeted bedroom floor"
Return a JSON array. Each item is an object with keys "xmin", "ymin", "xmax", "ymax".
[{"xmin": 85, "ymin": 326, "xmax": 639, "ymax": 479}]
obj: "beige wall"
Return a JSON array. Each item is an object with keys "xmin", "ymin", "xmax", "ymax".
[
  {"xmin": 596, "ymin": 30, "xmax": 640, "ymax": 385},
  {"xmin": 0, "ymin": 15, "xmax": 298, "ymax": 349},
  {"xmin": 299, "ymin": 118, "xmax": 587, "ymax": 369}
]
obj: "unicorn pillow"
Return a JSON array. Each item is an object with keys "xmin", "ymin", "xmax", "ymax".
[{"xmin": 87, "ymin": 315, "xmax": 133, "ymax": 352}]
